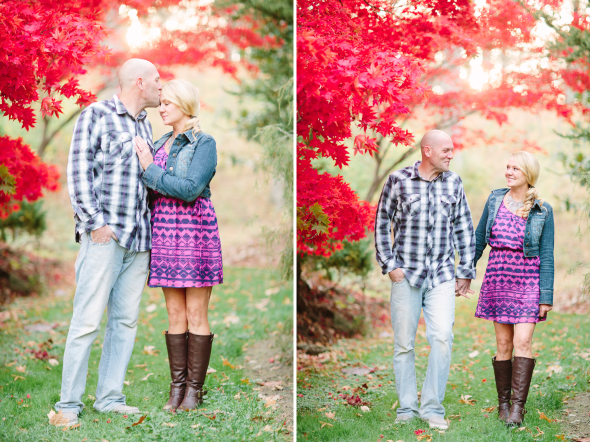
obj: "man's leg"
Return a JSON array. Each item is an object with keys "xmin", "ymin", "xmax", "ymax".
[
  {"xmin": 390, "ymin": 278, "xmax": 422, "ymax": 418},
  {"xmin": 55, "ymin": 233, "xmax": 124, "ymax": 415},
  {"xmin": 419, "ymin": 279, "xmax": 456, "ymax": 419},
  {"xmin": 93, "ymin": 248, "xmax": 149, "ymax": 412}
]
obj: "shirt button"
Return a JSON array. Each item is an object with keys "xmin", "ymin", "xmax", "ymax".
[
  {"xmin": 173, "ymin": 153, "xmax": 177, "ymax": 157},
  {"xmin": 169, "ymin": 167, "xmax": 173, "ymax": 171},
  {"xmin": 526, "ymin": 243, "xmax": 529, "ymax": 246}
]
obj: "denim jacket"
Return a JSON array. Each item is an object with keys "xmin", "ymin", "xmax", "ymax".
[
  {"xmin": 142, "ymin": 130, "xmax": 216, "ymax": 201},
  {"xmin": 474, "ymin": 188, "xmax": 554, "ymax": 305}
]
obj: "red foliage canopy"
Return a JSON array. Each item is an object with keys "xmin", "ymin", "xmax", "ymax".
[{"xmin": 297, "ymin": 0, "xmax": 589, "ymax": 257}]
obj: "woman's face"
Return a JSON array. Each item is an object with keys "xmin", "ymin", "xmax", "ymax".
[
  {"xmin": 159, "ymin": 95, "xmax": 186, "ymax": 127},
  {"xmin": 505, "ymin": 157, "xmax": 528, "ymax": 188}
]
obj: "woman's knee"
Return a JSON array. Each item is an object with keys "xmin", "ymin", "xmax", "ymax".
[
  {"xmin": 186, "ymin": 307, "xmax": 207, "ymax": 326},
  {"xmin": 167, "ymin": 306, "xmax": 187, "ymax": 325},
  {"xmin": 513, "ymin": 336, "xmax": 532, "ymax": 353}
]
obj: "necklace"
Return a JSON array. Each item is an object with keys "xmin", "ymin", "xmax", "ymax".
[
  {"xmin": 164, "ymin": 134, "xmax": 177, "ymax": 154},
  {"xmin": 506, "ymin": 192, "xmax": 524, "ymax": 213}
]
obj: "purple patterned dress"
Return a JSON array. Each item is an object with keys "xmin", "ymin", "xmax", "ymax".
[
  {"xmin": 475, "ymin": 202, "xmax": 545, "ymax": 324},
  {"xmin": 148, "ymin": 148, "xmax": 223, "ymax": 288}
]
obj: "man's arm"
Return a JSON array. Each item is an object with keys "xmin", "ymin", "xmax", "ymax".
[
  {"xmin": 452, "ymin": 182, "xmax": 476, "ymax": 295},
  {"xmin": 374, "ymin": 175, "xmax": 398, "ymax": 275},
  {"xmin": 66, "ymin": 108, "xmax": 106, "ymax": 233}
]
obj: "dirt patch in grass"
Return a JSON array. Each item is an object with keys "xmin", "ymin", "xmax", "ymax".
[
  {"xmin": 561, "ymin": 390, "xmax": 590, "ymax": 439},
  {"xmin": 243, "ymin": 336, "xmax": 294, "ymax": 439}
]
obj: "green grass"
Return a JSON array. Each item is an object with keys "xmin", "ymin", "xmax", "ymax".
[
  {"xmin": 0, "ymin": 267, "xmax": 293, "ymax": 441},
  {"xmin": 297, "ymin": 296, "xmax": 590, "ymax": 441}
]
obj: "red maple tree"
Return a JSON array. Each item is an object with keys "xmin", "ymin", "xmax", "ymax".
[
  {"xmin": 0, "ymin": 0, "xmax": 279, "ymax": 217},
  {"xmin": 297, "ymin": 0, "xmax": 587, "ymax": 257}
]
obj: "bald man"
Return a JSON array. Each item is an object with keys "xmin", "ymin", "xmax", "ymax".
[
  {"xmin": 374, "ymin": 130, "xmax": 476, "ymax": 430},
  {"xmin": 57, "ymin": 59, "xmax": 162, "ymax": 425}
]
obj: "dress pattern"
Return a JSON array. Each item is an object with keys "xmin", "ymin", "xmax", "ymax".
[
  {"xmin": 148, "ymin": 148, "xmax": 223, "ymax": 288},
  {"xmin": 475, "ymin": 202, "xmax": 544, "ymax": 324}
]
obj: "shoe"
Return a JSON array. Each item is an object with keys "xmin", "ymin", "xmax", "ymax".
[
  {"xmin": 61, "ymin": 411, "xmax": 78, "ymax": 426},
  {"xmin": 177, "ymin": 332, "xmax": 214, "ymax": 411},
  {"xmin": 112, "ymin": 404, "xmax": 141, "ymax": 414},
  {"xmin": 423, "ymin": 415, "xmax": 449, "ymax": 430},
  {"xmin": 492, "ymin": 356, "xmax": 512, "ymax": 422},
  {"xmin": 163, "ymin": 331, "xmax": 188, "ymax": 411},
  {"xmin": 394, "ymin": 414, "xmax": 414, "ymax": 424},
  {"xmin": 506, "ymin": 356, "xmax": 536, "ymax": 426}
]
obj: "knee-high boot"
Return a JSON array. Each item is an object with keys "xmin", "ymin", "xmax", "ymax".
[
  {"xmin": 163, "ymin": 331, "xmax": 188, "ymax": 410},
  {"xmin": 492, "ymin": 356, "xmax": 512, "ymax": 421},
  {"xmin": 506, "ymin": 356, "xmax": 536, "ymax": 426},
  {"xmin": 178, "ymin": 332, "xmax": 214, "ymax": 411}
]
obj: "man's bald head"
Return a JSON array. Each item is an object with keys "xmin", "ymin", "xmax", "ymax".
[
  {"xmin": 118, "ymin": 59, "xmax": 158, "ymax": 92},
  {"xmin": 420, "ymin": 130, "xmax": 452, "ymax": 152},
  {"xmin": 419, "ymin": 129, "xmax": 454, "ymax": 175}
]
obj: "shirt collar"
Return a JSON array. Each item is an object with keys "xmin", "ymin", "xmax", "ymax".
[
  {"xmin": 113, "ymin": 94, "xmax": 147, "ymax": 120},
  {"xmin": 412, "ymin": 161, "xmax": 446, "ymax": 182}
]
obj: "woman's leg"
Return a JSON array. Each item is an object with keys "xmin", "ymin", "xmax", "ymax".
[
  {"xmin": 494, "ymin": 322, "xmax": 514, "ymax": 360},
  {"xmin": 162, "ymin": 287, "xmax": 188, "ymax": 410},
  {"xmin": 513, "ymin": 323, "xmax": 536, "ymax": 358},
  {"xmin": 507, "ymin": 322, "xmax": 537, "ymax": 425},
  {"xmin": 492, "ymin": 322, "xmax": 514, "ymax": 421},
  {"xmin": 179, "ymin": 286, "xmax": 214, "ymax": 411},
  {"xmin": 185, "ymin": 286, "xmax": 212, "ymax": 334},
  {"xmin": 163, "ymin": 287, "xmax": 188, "ymax": 334}
]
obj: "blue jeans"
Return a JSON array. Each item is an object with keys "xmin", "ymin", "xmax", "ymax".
[
  {"xmin": 390, "ymin": 278, "xmax": 455, "ymax": 419},
  {"xmin": 55, "ymin": 232, "xmax": 149, "ymax": 414}
]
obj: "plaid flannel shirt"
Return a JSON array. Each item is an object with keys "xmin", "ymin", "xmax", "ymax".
[
  {"xmin": 374, "ymin": 161, "xmax": 476, "ymax": 289},
  {"xmin": 66, "ymin": 95, "xmax": 154, "ymax": 252}
]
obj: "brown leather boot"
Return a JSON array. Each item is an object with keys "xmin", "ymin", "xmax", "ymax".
[
  {"xmin": 163, "ymin": 331, "xmax": 188, "ymax": 411},
  {"xmin": 506, "ymin": 356, "xmax": 536, "ymax": 426},
  {"xmin": 178, "ymin": 332, "xmax": 214, "ymax": 411},
  {"xmin": 492, "ymin": 356, "xmax": 512, "ymax": 422}
]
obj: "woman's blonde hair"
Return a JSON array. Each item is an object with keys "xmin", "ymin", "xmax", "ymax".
[
  {"xmin": 511, "ymin": 151, "xmax": 543, "ymax": 218},
  {"xmin": 161, "ymin": 79, "xmax": 202, "ymax": 135}
]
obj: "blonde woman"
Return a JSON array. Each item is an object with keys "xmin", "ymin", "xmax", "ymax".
[
  {"xmin": 134, "ymin": 79, "xmax": 222, "ymax": 411},
  {"xmin": 473, "ymin": 151, "xmax": 554, "ymax": 426}
]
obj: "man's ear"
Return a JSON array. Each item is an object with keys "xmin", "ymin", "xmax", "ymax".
[
  {"xmin": 136, "ymin": 77, "xmax": 144, "ymax": 91},
  {"xmin": 422, "ymin": 145, "xmax": 432, "ymax": 158}
]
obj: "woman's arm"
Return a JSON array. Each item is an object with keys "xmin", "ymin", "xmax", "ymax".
[
  {"xmin": 538, "ymin": 207, "xmax": 555, "ymax": 305},
  {"xmin": 473, "ymin": 194, "xmax": 490, "ymax": 267},
  {"xmin": 140, "ymin": 135, "xmax": 217, "ymax": 202}
]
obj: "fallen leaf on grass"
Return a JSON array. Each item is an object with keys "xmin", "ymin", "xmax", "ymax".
[
  {"xmin": 391, "ymin": 400, "xmax": 398, "ymax": 410},
  {"xmin": 221, "ymin": 356, "xmax": 236, "ymax": 369},
  {"xmin": 319, "ymin": 421, "xmax": 333, "ymax": 428},
  {"xmin": 162, "ymin": 422, "xmax": 177, "ymax": 427},
  {"xmin": 134, "ymin": 363, "xmax": 147, "ymax": 368},
  {"xmin": 123, "ymin": 381, "xmax": 130, "ymax": 386},
  {"xmin": 143, "ymin": 346, "xmax": 159, "ymax": 356},
  {"xmin": 48, "ymin": 359, "xmax": 59, "ymax": 366},
  {"xmin": 532, "ymin": 427, "xmax": 544, "ymax": 437},
  {"xmin": 87, "ymin": 395, "xmax": 95, "ymax": 400},
  {"xmin": 360, "ymin": 406, "xmax": 370, "ymax": 412},
  {"xmin": 481, "ymin": 406, "xmax": 497, "ymax": 412},
  {"xmin": 448, "ymin": 414, "xmax": 461, "ymax": 419},
  {"xmin": 460, "ymin": 394, "xmax": 475, "ymax": 405},
  {"xmin": 206, "ymin": 367, "xmax": 217, "ymax": 374},
  {"xmin": 265, "ymin": 287, "xmax": 280, "ymax": 296},
  {"xmin": 555, "ymin": 435, "xmax": 566, "ymax": 441},
  {"xmin": 129, "ymin": 414, "xmax": 146, "ymax": 428},
  {"xmin": 141, "ymin": 373, "xmax": 154, "ymax": 381},
  {"xmin": 417, "ymin": 435, "xmax": 432, "ymax": 442},
  {"xmin": 468, "ymin": 350, "xmax": 479, "ymax": 358},
  {"xmin": 223, "ymin": 314, "xmax": 240, "ymax": 325},
  {"xmin": 546, "ymin": 365, "xmax": 562, "ymax": 374},
  {"xmin": 5, "ymin": 361, "xmax": 16, "ymax": 367},
  {"xmin": 145, "ymin": 304, "xmax": 157, "ymax": 313},
  {"xmin": 263, "ymin": 424, "xmax": 273, "ymax": 432},
  {"xmin": 254, "ymin": 299, "xmax": 270, "ymax": 311},
  {"xmin": 257, "ymin": 381, "xmax": 282, "ymax": 388},
  {"xmin": 12, "ymin": 375, "xmax": 25, "ymax": 381},
  {"xmin": 191, "ymin": 424, "xmax": 201, "ymax": 429},
  {"xmin": 15, "ymin": 365, "xmax": 25, "ymax": 373},
  {"xmin": 68, "ymin": 423, "xmax": 81, "ymax": 430},
  {"xmin": 537, "ymin": 410, "xmax": 555, "ymax": 422},
  {"xmin": 48, "ymin": 410, "xmax": 69, "ymax": 426},
  {"xmin": 325, "ymin": 412, "xmax": 336, "ymax": 420}
]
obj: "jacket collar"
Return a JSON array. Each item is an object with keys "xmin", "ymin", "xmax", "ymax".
[
  {"xmin": 154, "ymin": 129, "xmax": 201, "ymax": 152},
  {"xmin": 113, "ymin": 95, "xmax": 147, "ymax": 120},
  {"xmin": 492, "ymin": 187, "xmax": 543, "ymax": 209},
  {"xmin": 411, "ymin": 161, "xmax": 447, "ymax": 182}
]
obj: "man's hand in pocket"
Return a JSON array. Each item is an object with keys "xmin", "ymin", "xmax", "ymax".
[
  {"xmin": 91, "ymin": 225, "xmax": 117, "ymax": 243},
  {"xmin": 388, "ymin": 268, "xmax": 405, "ymax": 283}
]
